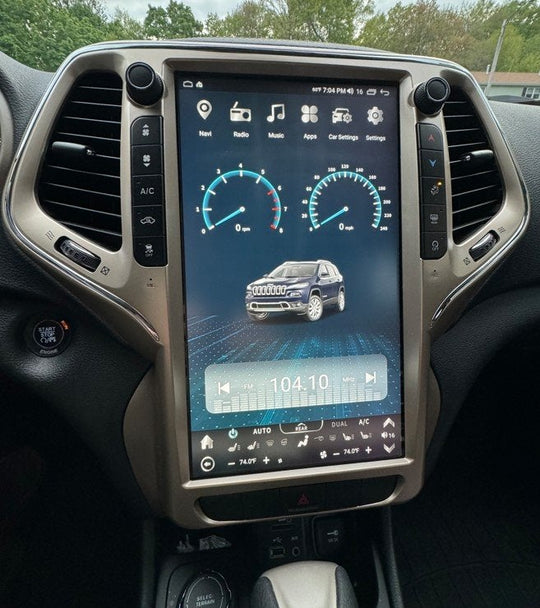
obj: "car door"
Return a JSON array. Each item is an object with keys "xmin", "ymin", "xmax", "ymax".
[{"xmin": 318, "ymin": 264, "xmax": 335, "ymax": 302}]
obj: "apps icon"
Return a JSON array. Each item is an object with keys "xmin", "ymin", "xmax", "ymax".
[{"xmin": 301, "ymin": 105, "xmax": 318, "ymax": 123}]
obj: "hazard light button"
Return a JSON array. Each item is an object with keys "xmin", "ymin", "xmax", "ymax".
[{"xmin": 281, "ymin": 484, "xmax": 326, "ymax": 514}]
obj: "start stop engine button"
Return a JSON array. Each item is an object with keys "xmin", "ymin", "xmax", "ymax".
[
  {"xmin": 25, "ymin": 316, "xmax": 72, "ymax": 357},
  {"xmin": 180, "ymin": 571, "xmax": 231, "ymax": 608}
]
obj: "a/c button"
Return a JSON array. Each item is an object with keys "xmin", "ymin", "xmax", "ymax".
[{"xmin": 132, "ymin": 175, "xmax": 163, "ymax": 206}]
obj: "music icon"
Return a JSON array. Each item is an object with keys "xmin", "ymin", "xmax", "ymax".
[{"xmin": 266, "ymin": 103, "xmax": 285, "ymax": 123}]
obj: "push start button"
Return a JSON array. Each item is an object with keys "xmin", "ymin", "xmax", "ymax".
[
  {"xmin": 33, "ymin": 320, "xmax": 64, "ymax": 350},
  {"xmin": 181, "ymin": 571, "xmax": 231, "ymax": 608},
  {"xmin": 25, "ymin": 316, "xmax": 72, "ymax": 357}
]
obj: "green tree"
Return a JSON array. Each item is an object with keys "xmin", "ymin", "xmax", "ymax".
[
  {"xmin": 359, "ymin": 0, "xmax": 472, "ymax": 62},
  {"xmin": 206, "ymin": 0, "xmax": 373, "ymax": 43},
  {"xmin": 106, "ymin": 8, "xmax": 144, "ymax": 41},
  {"xmin": 267, "ymin": 0, "xmax": 373, "ymax": 42},
  {"xmin": 0, "ymin": 0, "xmax": 143, "ymax": 70},
  {"xmin": 459, "ymin": 0, "xmax": 540, "ymax": 71},
  {"xmin": 144, "ymin": 1, "xmax": 203, "ymax": 39},
  {"xmin": 205, "ymin": 2, "xmax": 272, "ymax": 38}
]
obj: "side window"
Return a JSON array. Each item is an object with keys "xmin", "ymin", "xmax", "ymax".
[{"xmin": 320, "ymin": 264, "xmax": 330, "ymax": 277}]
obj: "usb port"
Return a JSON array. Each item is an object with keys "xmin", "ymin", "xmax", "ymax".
[
  {"xmin": 269, "ymin": 546, "xmax": 286, "ymax": 559},
  {"xmin": 271, "ymin": 518, "xmax": 294, "ymax": 531}
]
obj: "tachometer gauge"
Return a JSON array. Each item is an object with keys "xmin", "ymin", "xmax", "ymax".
[
  {"xmin": 303, "ymin": 167, "xmax": 391, "ymax": 232},
  {"xmin": 199, "ymin": 167, "xmax": 285, "ymax": 234}
]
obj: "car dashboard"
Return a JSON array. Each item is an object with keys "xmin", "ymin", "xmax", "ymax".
[
  {"xmin": 4, "ymin": 36, "xmax": 540, "ymax": 608},
  {"xmin": 0, "ymin": 40, "xmax": 530, "ymax": 535}
]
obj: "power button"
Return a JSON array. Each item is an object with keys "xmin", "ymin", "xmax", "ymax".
[{"xmin": 25, "ymin": 316, "xmax": 72, "ymax": 357}]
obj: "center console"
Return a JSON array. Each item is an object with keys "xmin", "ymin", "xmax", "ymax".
[{"xmin": 3, "ymin": 40, "xmax": 528, "ymax": 530}]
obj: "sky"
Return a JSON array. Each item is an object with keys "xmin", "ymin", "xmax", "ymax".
[
  {"xmin": 105, "ymin": 0, "xmax": 402, "ymax": 21},
  {"xmin": 107, "ymin": 0, "xmax": 241, "ymax": 20}
]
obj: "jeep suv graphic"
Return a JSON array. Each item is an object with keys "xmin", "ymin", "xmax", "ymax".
[{"xmin": 245, "ymin": 260, "xmax": 345, "ymax": 322}]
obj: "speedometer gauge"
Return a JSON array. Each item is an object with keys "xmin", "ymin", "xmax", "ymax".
[{"xmin": 303, "ymin": 168, "xmax": 391, "ymax": 232}]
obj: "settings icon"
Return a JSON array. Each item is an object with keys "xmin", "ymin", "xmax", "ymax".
[{"xmin": 367, "ymin": 106, "xmax": 384, "ymax": 126}]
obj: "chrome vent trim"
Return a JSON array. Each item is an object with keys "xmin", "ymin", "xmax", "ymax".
[
  {"xmin": 37, "ymin": 71, "xmax": 123, "ymax": 251},
  {"xmin": 443, "ymin": 87, "xmax": 503, "ymax": 244}
]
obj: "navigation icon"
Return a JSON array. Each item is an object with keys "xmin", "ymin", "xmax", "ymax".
[
  {"xmin": 383, "ymin": 418, "xmax": 395, "ymax": 428},
  {"xmin": 197, "ymin": 99, "xmax": 212, "ymax": 120},
  {"xmin": 384, "ymin": 443, "xmax": 396, "ymax": 454}
]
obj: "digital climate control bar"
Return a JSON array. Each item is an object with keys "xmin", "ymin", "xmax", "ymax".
[{"xmin": 192, "ymin": 414, "xmax": 402, "ymax": 478}]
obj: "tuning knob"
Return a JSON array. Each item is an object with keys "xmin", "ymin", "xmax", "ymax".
[
  {"xmin": 414, "ymin": 77, "xmax": 450, "ymax": 115},
  {"xmin": 126, "ymin": 62, "xmax": 163, "ymax": 107}
]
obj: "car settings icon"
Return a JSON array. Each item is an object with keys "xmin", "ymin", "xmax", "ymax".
[{"xmin": 245, "ymin": 260, "xmax": 345, "ymax": 322}]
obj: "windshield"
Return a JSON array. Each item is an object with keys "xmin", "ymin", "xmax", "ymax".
[
  {"xmin": 269, "ymin": 263, "xmax": 317, "ymax": 278},
  {"xmin": 0, "ymin": 0, "xmax": 538, "ymax": 102}
]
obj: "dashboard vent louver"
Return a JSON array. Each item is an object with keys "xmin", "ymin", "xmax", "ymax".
[
  {"xmin": 38, "ymin": 72, "xmax": 123, "ymax": 251},
  {"xmin": 443, "ymin": 87, "xmax": 503, "ymax": 244}
]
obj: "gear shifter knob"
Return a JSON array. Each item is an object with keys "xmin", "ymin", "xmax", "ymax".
[{"xmin": 251, "ymin": 561, "xmax": 358, "ymax": 608}]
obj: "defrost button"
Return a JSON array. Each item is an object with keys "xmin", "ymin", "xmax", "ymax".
[
  {"xmin": 133, "ymin": 206, "xmax": 164, "ymax": 237},
  {"xmin": 422, "ymin": 205, "xmax": 446, "ymax": 232}
]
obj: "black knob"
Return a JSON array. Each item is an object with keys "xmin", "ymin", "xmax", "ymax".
[
  {"xmin": 126, "ymin": 62, "xmax": 163, "ymax": 106},
  {"xmin": 414, "ymin": 77, "xmax": 450, "ymax": 115}
]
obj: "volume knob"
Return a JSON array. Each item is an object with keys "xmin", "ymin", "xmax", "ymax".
[
  {"xmin": 414, "ymin": 77, "xmax": 450, "ymax": 115},
  {"xmin": 126, "ymin": 62, "xmax": 163, "ymax": 107}
]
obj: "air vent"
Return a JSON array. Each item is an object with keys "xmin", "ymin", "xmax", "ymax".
[
  {"xmin": 38, "ymin": 72, "xmax": 123, "ymax": 251},
  {"xmin": 443, "ymin": 88, "xmax": 503, "ymax": 244}
]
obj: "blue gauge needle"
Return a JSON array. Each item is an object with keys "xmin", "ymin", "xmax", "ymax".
[
  {"xmin": 320, "ymin": 206, "xmax": 349, "ymax": 226},
  {"xmin": 215, "ymin": 206, "xmax": 246, "ymax": 226}
]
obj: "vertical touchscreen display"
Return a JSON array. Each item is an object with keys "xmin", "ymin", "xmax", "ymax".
[{"xmin": 176, "ymin": 75, "xmax": 402, "ymax": 479}]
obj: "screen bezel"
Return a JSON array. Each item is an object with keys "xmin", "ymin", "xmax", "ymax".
[
  {"xmin": 158, "ymin": 49, "xmax": 428, "ymax": 524},
  {"xmin": 175, "ymin": 71, "xmax": 405, "ymax": 480}
]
